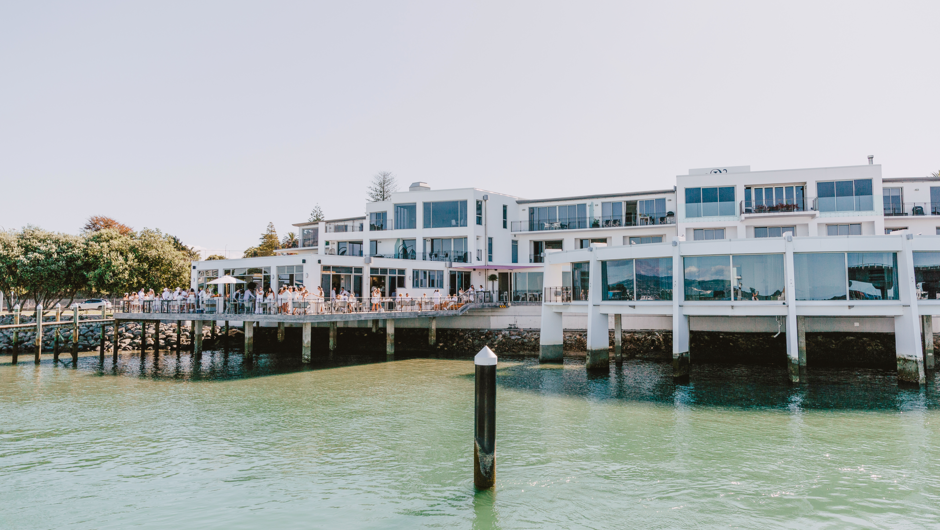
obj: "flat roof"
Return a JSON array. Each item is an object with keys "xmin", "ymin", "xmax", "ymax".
[
  {"xmin": 516, "ymin": 188, "xmax": 675, "ymax": 204},
  {"xmin": 883, "ymin": 177, "xmax": 940, "ymax": 183}
]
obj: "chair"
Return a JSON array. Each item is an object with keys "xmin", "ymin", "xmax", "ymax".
[{"xmin": 913, "ymin": 205, "xmax": 925, "ymax": 216}]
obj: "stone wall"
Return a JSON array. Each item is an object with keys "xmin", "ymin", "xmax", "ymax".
[{"xmin": 0, "ymin": 317, "xmax": 212, "ymax": 354}]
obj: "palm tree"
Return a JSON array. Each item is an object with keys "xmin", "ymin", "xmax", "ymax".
[{"xmin": 281, "ymin": 232, "xmax": 299, "ymax": 249}]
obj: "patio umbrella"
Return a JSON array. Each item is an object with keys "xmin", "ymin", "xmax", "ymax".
[{"xmin": 208, "ymin": 275, "xmax": 246, "ymax": 284}]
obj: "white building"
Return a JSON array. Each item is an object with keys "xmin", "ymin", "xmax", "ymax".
[{"xmin": 192, "ymin": 160, "xmax": 940, "ymax": 305}]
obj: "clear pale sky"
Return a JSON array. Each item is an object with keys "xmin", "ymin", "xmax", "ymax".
[{"xmin": 2, "ymin": 1, "xmax": 939, "ymax": 257}]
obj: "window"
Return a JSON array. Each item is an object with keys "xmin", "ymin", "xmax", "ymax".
[
  {"xmin": 301, "ymin": 227, "xmax": 318, "ymax": 248},
  {"xmin": 336, "ymin": 241, "xmax": 363, "ymax": 256},
  {"xmin": 816, "ymin": 179, "xmax": 873, "ymax": 212},
  {"xmin": 827, "ymin": 224, "xmax": 861, "ymax": 236},
  {"xmin": 628, "ymin": 236, "xmax": 664, "ymax": 245},
  {"xmin": 638, "ymin": 198, "xmax": 668, "ymax": 225},
  {"xmin": 412, "ymin": 270, "xmax": 444, "ymax": 289},
  {"xmin": 683, "ymin": 256, "xmax": 731, "ymax": 301},
  {"xmin": 449, "ymin": 271, "xmax": 471, "ymax": 295},
  {"xmin": 794, "ymin": 254, "xmax": 847, "ymax": 300},
  {"xmin": 394, "ymin": 204, "xmax": 417, "ymax": 230},
  {"xmin": 602, "ymin": 260, "xmax": 634, "ymax": 300},
  {"xmin": 397, "ymin": 239, "xmax": 416, "ymax": 260},
  {"xmin": 321, "ymin": 266, "xmax": 363, "ymax": 296},
  {"xmin": 745, "ymin": 186, "xmax": 805, "ymax": 213},
  {"xmin": 601, "ymin": 201, "xmax": 623, "ymax": 227},
  {"xmin": 571, "ymin": 262, "xmax": 590, "ymax": 301},
  {"xmin": 848, "ymin": 252, "xmax": 898, "ymax": 300},
  {"xmin": 914, "ymin": 252, "xmax": 940, "ymax": 300},
  {"xmin": 932, "ymin": 187, "xmax": 940, "ymax": 215},
  {"xmin": 476, "ymin": 200, "xmax": 483, "ymax": 225},
  {"xmin": 512, "ymin": 272, "xmax": 543, "ymax": 301},
  {"xmin": 528, "ymin": 204, "xmax": 588, "ymax": 231},
  {"xmin": 883, "ymin": 188, "xmax": 903, "ymax": 216},
  {"xmin": 511, "ymin": 240, "xmax": 518, "ymax": 264},
  {"xmin": 502, "ymin": 205, "xmax": 507, "ymax": 229},
  {"xmin": 578, "ymin": 238, "xmax": 606, "ymax": 248},
  {"xmin": 422, "ymin": 201, "xmax": 468, "ymax": 228},
  {"xmin": 754, "ymin": 226, "xmax": 794, "ymax": 238},
  {"xmin": 693, "ymin": 228, "xmax": 725, "ymax": 240},
  {"xmin": 426, "ymin": 238, "xmax": 468, "ymax": 262},
  {"xmin": 636, "ymin": 258, "xmax": 673, "ymax": 300},
  {"xmin": 275, "ymin": 265, "xmax": 302, "ymax": 289},
  {"xmin": 369, "ymin": 241, "xmax": 378, "ymax": 256},
  {"xmin": 733, "ymin": 254, "xmax": 785, "ymax": 300},
  {"xmin": 487, "ymin": 237, "xmax": 493, "ymax": 262},
  {"xmin": 685, "ymin": 187, "xmax": 735, "ymax": 218},
  {"xmin": 369, "ymin": 212, "xmax": 387, "ymax": 231},
  {"xmin": 885, "ymin": 228, "xmax": 907, "ymax": 234}
]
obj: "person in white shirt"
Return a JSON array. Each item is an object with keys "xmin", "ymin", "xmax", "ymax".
[
  {"xmin": 431, "ymin": 289, "xmax": 442, "ymax": 310},
  {"xmin": 162, "ymin": 288, "xmax": 171, "ymax": 300}
]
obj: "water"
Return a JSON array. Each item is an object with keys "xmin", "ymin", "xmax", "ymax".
[{"xmin": 3, "ymin": 350, "xmax": 940, "ymax": 529}]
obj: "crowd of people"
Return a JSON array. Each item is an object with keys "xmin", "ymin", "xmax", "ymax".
[{"xmin": 121, "ymin": 284, "xmax": 488, "ymax": 315}]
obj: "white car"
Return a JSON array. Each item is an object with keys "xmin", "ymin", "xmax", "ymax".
[{"xmin": 70, "ymin": 299, "xmax": 113, "ymax": 310}]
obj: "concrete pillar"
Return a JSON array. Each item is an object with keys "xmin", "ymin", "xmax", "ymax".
[
  {"xmin": 71, "ymin": 307, "xmax": 79, "ymax": 365},
  {"xmin": 35, "ymin": 304, "xmax": 43, "ymax": 364},
  {"xmin": 11, "ymin": 305, "xmax": 19, "ymax": 365},
  {"xmin": 539, "ymin": 304, "xmax": 564, "ymax": 363},
  {"xmin": 329, "ymin": 322, "xmax": 337, "ymax": 351},
  {"xmin": 53, "ymin": 305, "xmax": 61, "ymax": 362},
  {"xmin": 896, "ymin": 234, "xmax": 925, "ymax": 385},
  {"xmin": 153, "ymin": 321, "xmax": 159, "ymax": 353},
  {"xmin": 140, "ymin": 320, "xmax": 146, "ymax": 352},
  {"xmin": 278, "ymin": 322, "xmax": 285, "ymax": 342},
  {"xmin": 585, "ymin": 305, "xmax": 609, "ymax": 371},
  {"xmin": 302, "ymin": 322, "xmax": 311, "ymax": 363},
  {"xmin": 193, "ymin": 320, "xmax": 203, "ymax": 355},
  {"xmin": 429, "ymin": 317, "xmax": 437, "ymax": 346},
  {"xmin": 244, "ymin": 321, "xmax": 254, "ymax": 361},
  {"xmin": 386, "ymin": 319, "xmax": 395, "ymax": 359},
  {"xmin": 796, "ymin": 316, "xmax": 807, "ymax": 377},
  {"xmin": 372, "ymin": 319, "xmax": 378, "ymax": 333},
  {"xmin": 671, "ymin": 238, "xmax": 689, "ymax": 381},
  {"xmin": 113, "ymin": 320, "xmax": 119, "ymax": 364},
  {"xmin": 99, "ymin": 305, "xmax": 106, "ymax": 360},
  {"xmin": 923, "ymin": 315, "xmax": 934, "ymax": 371},
  {"xmin": 613, "ymin": 314, "xmax": 623, "ymax": 365},
  {"xmin": 784, "ymin": 236, "xmax": 801, "ymax": 383}
]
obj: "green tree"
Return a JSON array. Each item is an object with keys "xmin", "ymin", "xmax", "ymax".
[
  {"xmin": 206, "ymin": 254, "xmax": 226, "ymax": 261},
  {"xmin": 130, "ymin": 229, "xmax": 192, "ymax": 291},
  {"xmin": 6, "ymin": 226, "xmax": 88, "ymax": 309},
  {"xmin": 84, "ymin": 228, "xmax": 138, "ymax": 297},
  {"xmin": 308, "ymin": 204, "xmax": 325, "ymax": 222},
  {"xmin": 368, "ymin": 171, "xmax": 398, "ymax": 202},
  {"xmin": 0, "ymin": 230, "xmax": 23, "ymax": 310},
  {"xmin": 281, "ymin": 232, "xmax": 298, "ymax": 249},
  {"xmin": 244, "ymin": 223, "xmax": 280, "ymax": 258}
]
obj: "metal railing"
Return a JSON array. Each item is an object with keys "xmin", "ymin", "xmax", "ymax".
[
  {"xmin": 323, "ymin": 248, "xmax": 364, "ymax": 256},
  {"xmin": 420, "ymin": 251, "xmax": 469, "ymax": 263},
  {"xmin": 512, "ymin": 213, "xmax": 675, "ymax": 232},
  {"xmin": 117, "ymin": 296, "xmax": 479, "ymax": 316},
  {"xmin": 542, "ymin": 286, "xmax": 590, "ymax": 303},
  {"xmin": 325, "ymin": 222, "xmax": 364, "ymax": 233},
  {"xmin": 885, "ymin": 202, "xmax": 940, "ymax": 217},
  {"xmin": 512, "ymin": 291, "xmax": 543, "ymax": 303},
  {"xmin": 740, "ymin": 199, "xmax": 813, "ymax": 215}
]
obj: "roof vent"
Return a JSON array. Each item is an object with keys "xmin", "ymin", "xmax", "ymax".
[
  {"xmin": 409, "ymin": 182, "xmax": 430, "ymax": 191},
  {"xmin": 868, "ymin": 155, "xmax": 874, "ymax": 165}
]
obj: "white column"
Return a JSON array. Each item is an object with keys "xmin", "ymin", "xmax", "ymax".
[
  {"xmin": 585, "ymin": 248, "xmax": 609, "ymax": 370},
  {"xmin": 672, "ymin": 237, "xmax": 689, "ymax": 379},
  {"xmin": 896, "ymin": 234, "xmax": 925, "ymax": 385},
  {"xmin": 539, "ymin": 260, "xmax": 564, "ymax": 363},
  {"xmin": 784, "ymin": 234, "xmax": 802, "ymax": 382}
]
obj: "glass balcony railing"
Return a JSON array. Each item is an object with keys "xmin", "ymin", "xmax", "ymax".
[
  {"xmin": 421, "ymin": 251, "xmax": 470, "ymax": 263},
  {"xmin": 325, "ymin": 222, "xmax": 364, "ymax": 233},
  {"xmin": 740, "ymin": 199, "xmax": 812, "ymax": 215},
  {"xmin": 885, "ymin": 202, "xmax": 940, "ymax": 216},
  {"xmin": 512, "ymin": 213, "xmax": 674, "ymax": 232}
]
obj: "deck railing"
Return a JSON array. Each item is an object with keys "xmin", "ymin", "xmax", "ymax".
[{"xmin": 116, "ymin": 296, "xmax": 477, "ymax": 316}]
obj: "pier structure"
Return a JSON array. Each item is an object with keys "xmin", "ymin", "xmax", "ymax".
[{"xmin": 540, "ymin": 233, "xmax": 938, "ymax": 386}]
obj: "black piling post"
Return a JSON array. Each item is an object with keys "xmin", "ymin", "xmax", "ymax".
[{"xmin": 474, "ymin": 346, "xmax": 497, "ymax": 490}]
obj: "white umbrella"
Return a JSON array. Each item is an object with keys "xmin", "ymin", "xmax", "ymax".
[{"xmin": 208, "ymin": 275, "xmax": 246, "ymax": 285}]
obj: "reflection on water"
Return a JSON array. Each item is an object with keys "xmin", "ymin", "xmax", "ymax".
[{"xmin": 2, "ymin": 349, "xmax": 940, "ymax": 529}]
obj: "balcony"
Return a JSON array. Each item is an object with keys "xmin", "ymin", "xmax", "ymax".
[
  {"xmin": 325, "ymin": 221, "xmax": 364, "ymax": 233},
  {"xmin": 885, "ymin": 202, "xmax": 940, "ymax": 217},
  {"xmin": 421, "ymin": 251, "xmax": 470, "ymax": 263},
  {"xmin": 323, "ymin": 248, "xmax": 363, "ymax": 256},
  {"xmin": 543, "ymin": 286, "xmax": 590, "ymax": 303},
  {"xmin": 511, "ymin": 213, "xmax": 674, "ymax": 233},
  {"xmin": 740, "ymin": 199, "xmax": 814, "ymax": 215},
  {"xmin": 530, "ymin": 254, "xmax": 543, "ymax": 264}
]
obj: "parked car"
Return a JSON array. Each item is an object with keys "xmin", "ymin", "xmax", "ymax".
[{"xmin": 70, "ymin": 299, "xmax": 113, "ymax": 310}]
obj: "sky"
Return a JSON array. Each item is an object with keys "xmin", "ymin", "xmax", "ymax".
[{"xmin": 2, "ymin": 0, "xmax": 939, "ymax": 257}]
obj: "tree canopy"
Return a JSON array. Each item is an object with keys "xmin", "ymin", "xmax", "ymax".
[
  {"xmin": 243, "ymin": 222, "xmax": 280, "ymax": 258},
  {"xmin": 308, "ymin": 204, "xmax": 325, "ymax": 222},
  {"xmin": 368, "ymin": 171, "xmax": 398, "ymax": 202},
  {"xmin": 83, "ymin": 215, "xmax": 134, "ymax": 236}
]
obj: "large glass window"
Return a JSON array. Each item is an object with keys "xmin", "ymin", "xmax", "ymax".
[
  {"xmin": 915, "ymin": 252, "xmax": 940, "ymax": 300},
  {"xmin": 427, "ymin": 237, "xmax": 468, "ymax": 262},
  {"xmin": 685, "ymin": 187, "xmax": 735, "ymax": 218},
  {"xmin": 733, "ymin": 254, "xmax": 785, "ymax": 300},
  {"xmin": 423, "ymin": 201, "xmax": 468, "ymax": 228},
  {"xmin": 827, "ymin": 224, "xmax": 861, "ymax": 236},
  {"xmin": 817, "ymin": 179, "xmax": 873, "ymax": 212},
  {"xmin": 528, "ymin": 204, "xmax": 588, "ymax": 231},
  {"xmin": 883, "ymin": 188, "xmax": 903, "ymax": 216},
  {"xmin": 397, "ymin": 239, "xmax": 416, "ymax": 260},
  {"xmin": 754, "ymin": 226, "xmax": 794, "ymax": 238},
  {"xmin": 601, "ymin": 260, "xmax": 634, "ymax": 300},
  {"xmin": 931, "ymin": 187, "xmax": 940, "ymax": 215},
  {"xmin": 369, "ymin": 212, "xmax": 387, "ymax": 231},
  {"xmin": 848, "ymin": 252, "xmax": 898, "ymax": 300},
  {"xmin": 394, "ymin": 204, "xmax": 417, "ymax": 229},
  {"xmin": 274, "ymin": 265, "xmax": 301, "ymax": 289},
  {"xmin": 637, "ymin": 198, "xmax": 668, "ymax": 225},
  {"xmin": 571, "ymin": 262, "xmax": 590, "ymax": 301},
  {"xmin": 601, "ymin": 201, "xmax": 623, "ymax": 227},
  {"xmin": 684, "ymin": 256, "xmax": 731, "ymax": 301},
  {"xmin": 487, "ymin": 237, "xmax": 493, "ymax": 262},
  {"xmin": 301, "ymin": 227, "xmax": 318, "ymax": 248},
  {"xmin": 745, "ymin": 185, "xmax": 805, "ymax": 213},
  {"xmin": 693, "ymin": 228, "xmax": 725, "ymax": 240},
  {"xmin": 476, "ymin": 200, "xmax": 483, "ymax": 225},
  {"xmin": 503, "ymin": 205, "xmax": 508, "ymax": 229},
  {"xmin": 636, "ymin": 258, "xmax": 673, "ymax": 300},
  {"xmin": 511, "ymin": 240, "xmax": 518, "ymax": 263},
  {"xmin": 794, "ymin": 253, "xmax": 847, "ymax": 300},
  {"xmin": 512, "ymin": 272, "xmax": 543, "ymax": 301},
  {"xmin": 628, "ymin": 236, "xmax": 664, "ymax": 245},
  {"xmin": 336, "ymin": 241, "xmax": 363, "ymax": 256},
  {"xmin": 412, "ymin": 270, "xmax": 444, "ymax": 289},
  {"xmin": 321, "ymin": 266, "xmax": 363, "ymax": 297}
]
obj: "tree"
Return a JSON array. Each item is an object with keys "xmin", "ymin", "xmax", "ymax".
[
  {"xmin": 367, "ymin": 171, "xmax": 398, "ymax": 202},
  {"xmin": 243, "ymin": 222, "xmax": 280, "ymax": 258},
  {"xmin": 0, "ymin": 226, "xmax": 88, "ymax": 309},
  {"xmin": 130, "ymin": 229, "xmax": 192, "ymax": 291},
  {"xmin": 308, "ymin": 204, "xmax": 325, "ymax": 222},
  {"xmin": 281, "ymin": 232, "xmax": 298, "ymax": 249},
  {"xmin": 83, "ymin": 215, "xmax": 134, "ymax": 236},
  {"xmin": 930, "ymin": 170, "xmax": 939, "ymax": 178},
  {"xmin": 206, "ymin": 254, "xmax": 226, "ymax": 261},
  {"xmin": 84, "ymin": 228, "xmax": 138, "ymax": 298},
  {"xmin": 167, "ymin": 234, "xmax": 200, "ymax": 261}
]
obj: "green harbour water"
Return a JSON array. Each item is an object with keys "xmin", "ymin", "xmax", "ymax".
[{"xmin": 3, "ymin": 349, "xmax": 940, "ymax": 529}]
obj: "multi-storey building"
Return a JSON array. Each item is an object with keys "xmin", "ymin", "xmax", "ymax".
[{"xmin": 193, "ymin": 160, "xmax": 940, "ymax": 303}]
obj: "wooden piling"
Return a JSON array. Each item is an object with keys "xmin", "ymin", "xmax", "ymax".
[
  {"xmin": 278, "ymin": 322, "xmax": 285, "ymax": 342},
  {"xmin": 11, "ymin": 306, "xmax": 19, "ymax": 365},
  {"xmin": 99, "ymin": 306, "xmax": 106, "ymax": 362},
  {"xmin": 329, "ymin": 322, "xmax": 337, "ymax": 352},
  {"xmin": 474, "ymin": 346, "xmax": 497, "ymax": 490},
  {"xmin": 113, "ymin": 320, "xmax": 119, "ymax": 364},
  {"xmin": 302, "ymin": 322, "xmax": 311, "ymax": 363},
  {"xmin": 34, "ymin": 304, "xmax": 43, "ymax": 364},
  {"xmin": 614, "ymin": 314, "xmax": 623, "ymax": 365},
  {"xmin": 193, "ymin": 320, "xmax": 203, "ymax": 355},
  {"xmin": 53, "ymin": 305, "xmax": 61, "ymax": 362},
  {"xmin": 797, "ymin": 316, "xmax": 807, "ymax": 377},
  {"xmin": 244, "ymin": 321, "xmax": 254, "ymax": 362},
  {"xmin": 386, "ymin": 319, "xmax": 395, "ymax": 359},
  {"xmin": 924, "ymin": 315, "xmax": 935, "ymax": 371},
  {"xmin": 153, "ymin": 321, "xmax": 159, "ymax": 353},
  {"xmin": 140, "ymin": 320, "xmax": 147, "ymax": 352},
  {"xmin": 176, "ymin": 320, "xmax": 181, "ymax": 352},
  {"xmin": 71, "ymin": 307, "xmax": 79, "ymax": 365},
  {"xmin": 429, "ymin": 317, "xmax": 436, "ymax": 346}
]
